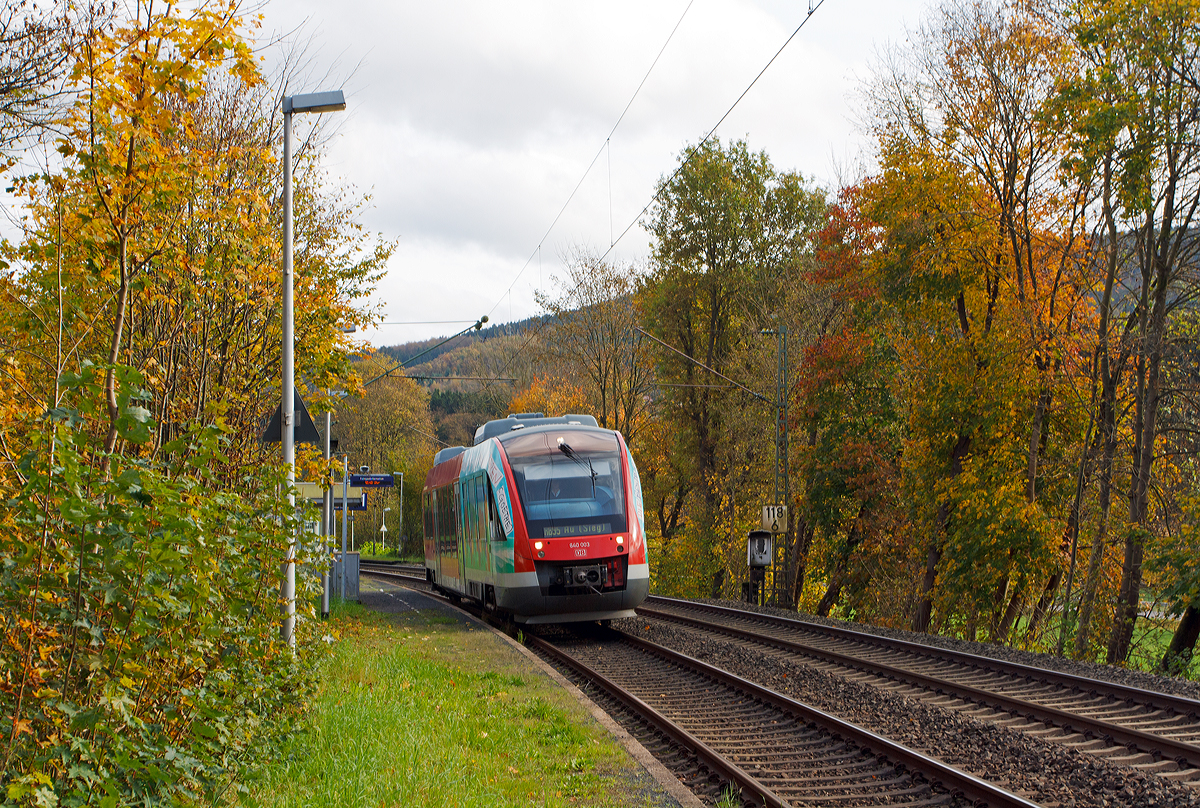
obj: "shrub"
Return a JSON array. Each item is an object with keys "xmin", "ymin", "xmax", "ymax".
[{"xmin": 1, "ymin": 370, "xmax": 325, "ymax": 806}]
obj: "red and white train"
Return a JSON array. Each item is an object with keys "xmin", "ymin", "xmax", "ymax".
[{"xmin": 423, "ymin": 413, "xmax": 649, "ymax": 624}]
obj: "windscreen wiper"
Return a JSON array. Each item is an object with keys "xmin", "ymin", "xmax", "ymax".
[{"xmin": 558, "ymin": 440, "xmax": 597, "ymax": 497}]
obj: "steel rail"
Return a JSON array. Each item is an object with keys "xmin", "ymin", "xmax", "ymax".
[
  {"xmin": 647, "ymin": 596, "xmax": 1200, "ymax": 718},
  {"xmin": 527, "ymin": 633, "xmax": 788, "ymax": 808},
  {"xmin": 543, "ymin": 629, "xmax": 1042, "ymax": 808},
  {"xmin": 641, "ymin": 599, "xmax": 1200, "ymax": 769},
  {"xmin": 359, "ymin": 565, "xmax": 428, "ymax": 586},
  {"xmin": 357, "ymin": 570, "xmax": 1041, "ymax": 805}
]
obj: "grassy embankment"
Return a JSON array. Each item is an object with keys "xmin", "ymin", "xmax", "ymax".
[{"xmin": 240, "ymin": 600, "xmax": 666, "ymax": 808}]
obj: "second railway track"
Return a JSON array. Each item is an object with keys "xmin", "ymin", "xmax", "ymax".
[{"xmin": 638, "ymin": 597, "xmax": 1200, "ymax": 784}]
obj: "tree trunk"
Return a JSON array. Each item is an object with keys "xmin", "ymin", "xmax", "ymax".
[
  {"xmin": 1109, "ymin": 226, "xmax": 1172, "ymax": 665},
  {"xmin": 1075, "ymin": 515, "xmax": 1112, "ymax": 658},
  {"xmin": 1160, "ymin": 604, "xmax": 1200, "ymax": 675},
  {"xmin": 1025, "ymin": 384, "xmax": 1052, "ymax": 503},
  {"xmin": 1076, "ymin": 353, "xmax": 1123, "ymax": 657},
  {"xmin": 816, "ymin": 574, "xmax": 843, "ymax": 618},
  {"xmin": 911, "ymin": 531, "xmax": 942, "ymax": 634},
  {"xmin": 784, "ymin": 425, "xmax": 819, "ymax": 610},
  {"xmin": 988, "ymin": 570, "xmax": 1011, "ymax": 639},
  {"xmin": 1026, "ymin": 571, "xmax": 1059, "ymax": 642},
  {"xmin": 995, "ymin": 574, "xmax": 1026, "ymax": 644},
  {"xmin": 1072, "ymin": 153, "xmax": 1124, "ymax": 660},
  {"xmin": 912, "ymin": 433, "xmax": 971, "ymax": 633},
  {"xmin": 710, "ymin": 567, "xmax": 726, "ymax": 599},
  {"xmin": 787, "ymin": 521, "xmax": 814, "ymax": 610},
  {"xmin": 815, "ymin": 513, "xmax": 864, "ymax": 617},
  {"xmin": 101, "ymin": 234, "xmax": 131, "ymax": 467}
]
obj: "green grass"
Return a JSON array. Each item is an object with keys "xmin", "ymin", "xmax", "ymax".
[{"xmin": 240, "ymin": 603, "xmax": 662, "ymax": 808}]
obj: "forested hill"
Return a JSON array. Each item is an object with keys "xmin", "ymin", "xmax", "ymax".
[{"xmin": 376, "ymin": 314, "xmax": 547, "ymax": 367}]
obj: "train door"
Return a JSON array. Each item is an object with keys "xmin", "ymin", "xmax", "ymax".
[
  {"xmin": 478, "ymin": 476, "xmax": 492, "ymax": 580},
  {"xmin": 438, "ymin": 486, "xmax": 460, "ymax": 586},
  {"xmin": 430, "ymin": 489, "xmax": 446, "ymax": 582},
  {"xmin": 461, "ymin": 478, "xmax": 476, "ymax": 585},
  {"xmin": 424, "ymin": 490, "xmax": 434, "ymax": 574},
  {"xmin": 455, "ymin": 484, "xmax": 466, "ymax": 581},
  {"xmin": 485, "ymin": 482, "xmax": 512, "ymax": 575}
]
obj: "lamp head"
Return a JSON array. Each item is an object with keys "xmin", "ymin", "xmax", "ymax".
[{"xmin": 284, "ymin": 90, "xmax": 346, "ymax": 115}]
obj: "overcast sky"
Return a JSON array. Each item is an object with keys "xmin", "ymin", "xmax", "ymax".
[{"xmin": 258, "ymin": 0, "xmax": 930, "ymax": 347}]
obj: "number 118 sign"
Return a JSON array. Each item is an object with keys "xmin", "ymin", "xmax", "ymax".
[{"xmin": 762, "ymin": 505, "xmax": 788, "ymax": 534}]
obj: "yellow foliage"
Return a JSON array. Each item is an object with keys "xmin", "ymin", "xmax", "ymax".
[{"xmin": 508, "ymin": 375, "xmax": 589, "ymax": 418}]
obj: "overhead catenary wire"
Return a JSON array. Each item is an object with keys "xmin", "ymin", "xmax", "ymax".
[
  {"xmin": 407, "ymin": 376, "xmax": 516, "ymax": 383},
  {"xmin": 487, "ymin": 0, "xmax": 697, "ymax": 318},
  {"xmin": 635, "ymin": 327, "xmax": 770, "ymax": 403},
  {"xmin": 473, "ymin": 2, "xmax": 830, "ymax": 397},
  {"xmin": 597, "ymin": 0, "xmax": 827, "ymax": 265}
]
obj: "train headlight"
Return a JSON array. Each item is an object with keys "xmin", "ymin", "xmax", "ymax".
[
  {"xmin": 538, "ymin": 551, "xmax": 545, "ymax": 558},
  {"xmin": 534, "ymin": 541, "xmax": 543, "ymax": 551}
]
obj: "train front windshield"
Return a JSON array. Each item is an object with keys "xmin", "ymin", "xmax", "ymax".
[{"xmin": 504, "ymin": 430, "xmax": 627, "ymax": 539}]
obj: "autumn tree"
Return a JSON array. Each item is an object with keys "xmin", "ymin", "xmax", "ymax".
[
  {"xmin": 334, "ymin": 358, "xmax": 435, "ymax": 557},
  {"xmin": 0, "ymin": 3, "xmax": 384, "ymax": 801},
  {"xmin": 1078, "ymin": 0, "xmax": 1200, "ymax": 667},
  {"xmin": 862, "ymin": 0, "xmax": 1093, "ymax": 636},
  {"xmin": 535, "ymin": 250, "xmax": 654, "ymax": 446},
  {"xmin": 794, "ymin": 188, "xmax": 907, "ymax": 618},
  {"xmin": 642, "ymin": 137, "xmax": 826, "ymax": 598},
  {"xmin": 0, "ymin": 0, "xmax": 78, "ymax": 153}
]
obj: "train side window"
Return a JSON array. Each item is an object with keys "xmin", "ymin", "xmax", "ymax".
[
  {"xmin": 472, "ymin": 475, "xmax": 482, "ymax": 537},
  {"xmin": 465, "ymin": 481, "xmax": 475, "ymax": 546},
  {"xmin": 487, "ymin": 488, "xmax": 503, "ymax": 541},
  {"xmin": 431, "ymin": 490, "xmax": 439, "ymax": 545},
  {"xmin": 467, "ymin": 479, "xmax": 475, "ymax": 544},
  {"xmin": 472, "ymin": 478, "xmax": 481, "ymax": 544}
]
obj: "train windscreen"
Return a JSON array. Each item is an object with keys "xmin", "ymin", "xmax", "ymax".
[{"xmin": 503, "ymin": 430, "xmax": 627, "ymax": 539}]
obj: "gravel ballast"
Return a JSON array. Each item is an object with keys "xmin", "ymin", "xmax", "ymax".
[
  {"xmin": 698, "ymin": 597, "xmax": 1200, "ymax": 701},
  {"xmin": 612, "ymin": 611, "xmax": 1200, "ymax": 808}
]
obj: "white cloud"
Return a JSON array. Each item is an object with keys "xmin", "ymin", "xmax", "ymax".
[{"xmin": 260, "ymin": 0, "xmax": 929, "ymax": 346}]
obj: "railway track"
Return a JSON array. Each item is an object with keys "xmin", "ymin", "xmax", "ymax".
[
  {"xmin": 360, "ymin": 561, "xmax": 427, "ymax": 583},
  {"xmin": 357, "ymin": 569, "xmax": 1199, "ymax": 804},
  {"xmin": 638, "ymin": 597, "xmax": 1200, "ymax": 783},
  {"xmin": 532, "ymin": 626, "xmax": 1039, "ymax": 808},
  {"xmin": 359, "ymin": 567, "xmax": 1041, "ymax": 805}
]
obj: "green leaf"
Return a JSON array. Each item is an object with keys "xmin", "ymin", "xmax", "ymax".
[{"xmin": 191, "ymin": 721, "xmax": 218, "ymax": 739}]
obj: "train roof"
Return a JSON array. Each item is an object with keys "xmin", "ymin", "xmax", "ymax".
[
  {"xmin": 473, "ymin": 412, "xmax": 599, "ymax": 445},
  {"xmin": 432, "ymin": 446, "xmax": 466, "ymax": 465}
]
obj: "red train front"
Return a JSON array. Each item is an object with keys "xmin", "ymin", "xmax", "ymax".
[{"xmin": 423, "ymin": 413, "xmax": 649, "ymax": 624}]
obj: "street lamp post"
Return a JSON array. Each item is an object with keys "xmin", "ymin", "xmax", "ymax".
[
  {"xmin": 322, "ymin": 405, "xmax": 331, "ymax": 619},
  {"xmin": 281, "ymin": 89, "xmax": 346, "ymax": 648},
  {"xmin": 340, "ymin": 454, "xmax": 349, "ymax": 599}
]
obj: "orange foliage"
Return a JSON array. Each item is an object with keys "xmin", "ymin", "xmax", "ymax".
[{"xmin": 508, "ymin": 375, "xmax": 590, "ymax": 418}]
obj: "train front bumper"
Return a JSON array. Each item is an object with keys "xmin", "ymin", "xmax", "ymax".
[{"xmin": 497, "ymin": 574, "xmax": 649, "ymax": 624}]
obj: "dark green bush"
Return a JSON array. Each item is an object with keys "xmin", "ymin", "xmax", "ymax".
[{"xmin": 1, "ymin": 369, "xmax": 326, "ymax": 806}]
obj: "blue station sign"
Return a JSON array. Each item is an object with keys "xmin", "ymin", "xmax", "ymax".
[{"xmin": 349, "ymin": 473, "xmax": 395, "ymax": 488}]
